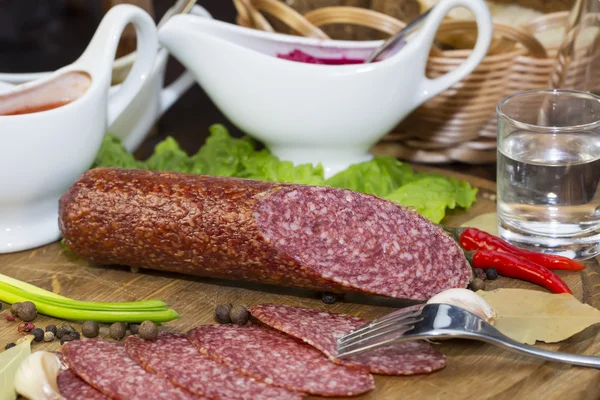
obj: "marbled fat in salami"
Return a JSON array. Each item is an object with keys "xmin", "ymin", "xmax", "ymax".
[
  {"xmin": 250, "ymin": 304, "xmax": 446, "ymax": 375},
  {"xmin": 125, "ymin": 333, "xmax": 301, "ymax": 400},
  {"xmin": 59, "ymin": 169, "xmax": 471, "ymax": 301},
  {"xmin": 187, "ymin": 324, "xmax": 375, "ymax": 397},
  {"xmin": 58, "ymin": 369, "xmax": 110, "ymax": 400},
  {"xmin": 62, "ymin": 339, "xmax": 201, "ymax": 400}
]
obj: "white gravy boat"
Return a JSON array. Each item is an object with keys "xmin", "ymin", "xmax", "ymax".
[
  {"xmin": 158, "ymin": 0, "xmax": 493, "ymax": 176},
  {"xmin": 0, "ymin": 4, "xmax": 157, "ymax": 253},
  {"xmin": 0, "ymin": 5, "xmax": 211, "ymax": 152}
]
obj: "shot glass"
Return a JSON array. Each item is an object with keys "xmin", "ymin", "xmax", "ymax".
[{"xmin": 497, "ymin": 89, "xmax": 600, "ymax": 260}]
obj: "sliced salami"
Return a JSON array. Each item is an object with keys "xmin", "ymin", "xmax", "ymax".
[
  {"xmin": 62, "ymin": 339, "xmax": 201, "ymax": 400},
  {"xmin": 250, "ymin": 304, "xmax": 446, "ymax": 375},
  {"xmin": 125, "ymin": 333, "xmax": 301, "ymax": 400},
  {"xmin": 60, "ymin": 169, "xmax": 471, "ymax": 301},
  {"xmin": 58, "ymin": 369, "xmax": 110, "ymax": 400},
  {"xmin": 187, "ymin": 324, "xmax": 375, "ymax": 397}
]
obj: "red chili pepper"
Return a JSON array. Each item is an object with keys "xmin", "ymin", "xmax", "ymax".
[
  {"xmin": 445, "ymin": 226, "xmax": 585, "ymax": 271},
  {"xmin": 465, "ymin": 250, "xmax": 572, "ymax": 294}
]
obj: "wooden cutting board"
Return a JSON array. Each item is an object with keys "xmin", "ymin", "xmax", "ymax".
[{"xmin": 1, "ymin": 169, "xmax": 599, "ymax": 400}]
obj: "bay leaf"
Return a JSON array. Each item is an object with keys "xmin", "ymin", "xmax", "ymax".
[
  {"xmin": 461, "ymin": 211, "xmax": 498, "ymax": 236},
  {"xmin": 477, "ymin": 288, "xmax": 600, "ymax": 345},
  {"xmin": 0, "ymin": 335, "xmax": 33, "ymax": 400}
]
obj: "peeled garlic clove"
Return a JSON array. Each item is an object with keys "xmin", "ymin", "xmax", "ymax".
[
  {"xmin": 14, "ymin": 351, "xmax": 64, "ymax": 400},
  {"xmin": 427, "ymin": 288, "xmax": 498, "ymax": 325}
]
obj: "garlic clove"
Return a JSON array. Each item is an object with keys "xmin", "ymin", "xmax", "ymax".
[
  {"xmin": 14, "ymin": 351, "xmax": 64, "ymax": 400},
  {"xmin": 427, "ymin": 288, "xmax": 498, "ymax": 325}
]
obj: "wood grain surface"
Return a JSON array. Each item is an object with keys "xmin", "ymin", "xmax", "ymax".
[{"xmin": 1, "ymin": 169, "xmax": 599, "ymax": 400}]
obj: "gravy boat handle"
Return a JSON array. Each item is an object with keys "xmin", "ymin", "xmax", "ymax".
[
  {"xmin": 411, "ymin": 0, "xmax": 493, "ymax": 104},
  {"xmin": 71, "ymin": 4, "xmax": 158, "ymax": 126}
]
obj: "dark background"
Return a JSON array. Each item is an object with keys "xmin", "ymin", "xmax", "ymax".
[{"xmin": 0, "ymin": 0, "xmax": 496, "ymax": 181}]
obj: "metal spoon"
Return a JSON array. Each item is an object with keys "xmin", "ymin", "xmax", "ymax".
[{"xmin": 364, "ymin": 7, "xmax": 434, "ymax": 63}]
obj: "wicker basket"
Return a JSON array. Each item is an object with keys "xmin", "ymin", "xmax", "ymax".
[{"xmin": 233, "ymin": 0, "xmax": 597, "ymax": 163}]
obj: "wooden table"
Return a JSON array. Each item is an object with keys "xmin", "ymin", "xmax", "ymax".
[{"xmin": 1, "ymin": 171, "xmax": 599, "ymax": 399}]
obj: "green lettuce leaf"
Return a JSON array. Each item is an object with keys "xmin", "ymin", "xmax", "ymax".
[
  {"xmin": 94, "ymin": 136, "xmax": 142, "ymax": 169},
  {"xmin": 384, "ymin": 175, "xmax": 478, "ymax": 223},
  {"xmin": 144, "ymin": 137, "xmax": 192, "ymax": 173},
  {"xmin": 92, "ymin": 125, "xmax": 477, "ymax": 222},
  {"xmin": 325, "ymin": 156, "xmax": 414, "ymax": 197}
]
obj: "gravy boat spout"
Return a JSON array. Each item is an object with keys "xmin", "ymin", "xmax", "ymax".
[{"xmin": 159, "ymin": 0, "xmax": 492, "ymax": 176}]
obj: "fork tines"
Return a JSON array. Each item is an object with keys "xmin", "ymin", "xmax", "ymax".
[{"xmin": 336, "ymin": 304, "xmax": 425, "ymax": 358}]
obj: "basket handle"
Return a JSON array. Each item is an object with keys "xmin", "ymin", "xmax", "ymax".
[
  {"xmin": 242, "ymin": 0, "xmax": 329, "ymax": 39},
  {"xmin": 412, "ymin": 0, "xmax": 493, "ymax": 105},
  {"xmin": 303, "ymin": 6, "xmax": 405, "ymax": 36},
  {"xmin": 435, "ymin": 20, "xmax": 548, "ymax": 58}
]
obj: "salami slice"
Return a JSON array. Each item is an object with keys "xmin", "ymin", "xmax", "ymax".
[
  {"xmin": 250, "ymin": 303, "xmax": 446, "ymax": 375},
  {"xmin": 187, "ymin": 324, "xmax": 375, "ymax": 397},
  {"xmin": 58, "ymin": 369, "xmax": 110, "ymax": 400},
  {"xmin": 62, "ymin": 339, "xmax": 201, "ymax": 400},
  {"xmin": 125, "ymin": 333, "xmax": 301, "ymax": 400},
  {"xmin": 59, "ymin": 169, "xmax": 471, "ymax": 301}
]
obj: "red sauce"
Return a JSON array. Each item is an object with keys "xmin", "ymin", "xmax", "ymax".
[
  {"xmin": 277, "ymin": 50, "xmax": 365, "ymax": 65},
  {"xmin": 2, "ymin": 100, "xmax": 72, "ymax": 116}
]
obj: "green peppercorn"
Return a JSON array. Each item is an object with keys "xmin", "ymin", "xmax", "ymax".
[
  {"xmin": 215, "ymin": 304, "xmax": 233, "ymax": 324},
  {"xmin": 138, "ymin": 321, "xmax": 158, "ymax": 340},
  {"xmin": 230, "ymin": 305, "xmax": 249, "ymax": 325},
  {"xmin": 486, "ymin": 268, "xmax": 499, "ymax": 281},
  {"xmin": 82, "ymin": 321, "xmax": 100, "ymax": 338},
  {"xmin": 5, "ymin": 342, "xmax": 16, "ymax": 350},
  {"xmin": 109, "ymin": 322, "xmax": 127, "ymax": 340},
  {"xmin": 469, "ymin": 278, "xmax": 486, "ymax": 291},
  {"xmin": 129, "ymin": 323, "xmax": 140, "ymax": 335},
  {"xmin": 46, "ymin": 325, "xmax": 57, "ymax": 336},
  {"xmin": 32, "ymin": 328, "xmax": 44, "ymax": 342},
  {"xmin": 17, "ymin": 301, "xmax": 37, "ymax": 322}
]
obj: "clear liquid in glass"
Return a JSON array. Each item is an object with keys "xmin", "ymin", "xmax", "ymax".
[{"xmin": 497, "ymin": 130, "xmax": 600, "ymax": 259}]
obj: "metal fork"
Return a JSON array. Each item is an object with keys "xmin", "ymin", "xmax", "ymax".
[{"xmin": 336, "ymin": 303, "xmax": 600, "ymax": 368}]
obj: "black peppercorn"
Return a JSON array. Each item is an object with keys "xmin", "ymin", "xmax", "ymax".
[
  {"xmin": 321, "ymin": 292, "xmax": 337, "ymax": 304},
  {"xmin": 215, "ymin": 304, "xmax": 233, "ymax": 324},
  {"xmin": 17, "ymin": 301, "xmax": 37, "ymax": 322},
  {"xmin": 138, "ymin": 321, "xmax": 158, "ymax": 340},
  {"xmin": 46, "ymin": 325, "xmax": 57, "ymax": 336},
  {"xmin": 109, "ymin": 322, "xmax": 127, "ymax": 340},
  {"xmin": 56, "ymin": 327, "xmax": 66, "ymax": 339},
  {"xmin": 32, "ymin": 328, "xmax": 45, "ymax": 342},
  {"xmin": 473, "ymin": 268, "xmax": 487, "ymax": 281},
  {"xmin": 5, "ymin": 342, "xmax": 16, "ymax": 350},
  {"xmin": 129, "ymin": 323, "xmax": 140, "ymax": 335},
  {"xmin": 82, "ymin": 321, "xmax": 100, "ymax": 338},
  {"xmin": 485, "ymin": 268, "xmax": 499, "ymax": 281},
  {"xmin": 230, "ymin": 305, "xmax": 249, "ymax": 325},
  {"xmin": 469, "ymin": 278, "xmax": 486, "ymax": 291}
]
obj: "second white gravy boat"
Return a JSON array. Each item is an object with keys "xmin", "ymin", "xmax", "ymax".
[
  {"xmin": 159, "ymin": 0, "xmax": 493, "ymax": 176},
  {"xmin": 0, "ymin": 5, "xmax": 157, "ymax": 253}
]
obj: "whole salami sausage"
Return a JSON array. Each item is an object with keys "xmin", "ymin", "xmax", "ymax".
[
  {"xmin": 59, "ymin": 168, "xmax": 471, "ymax": 300},
  {"xmin": 250, "ymin": 303, "xmax": 446, "ymax": 375}
]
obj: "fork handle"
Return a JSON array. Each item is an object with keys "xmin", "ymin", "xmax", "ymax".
[{"xmin": 481, "ymin": 334, "xmax": 600, "ymax": 368}]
